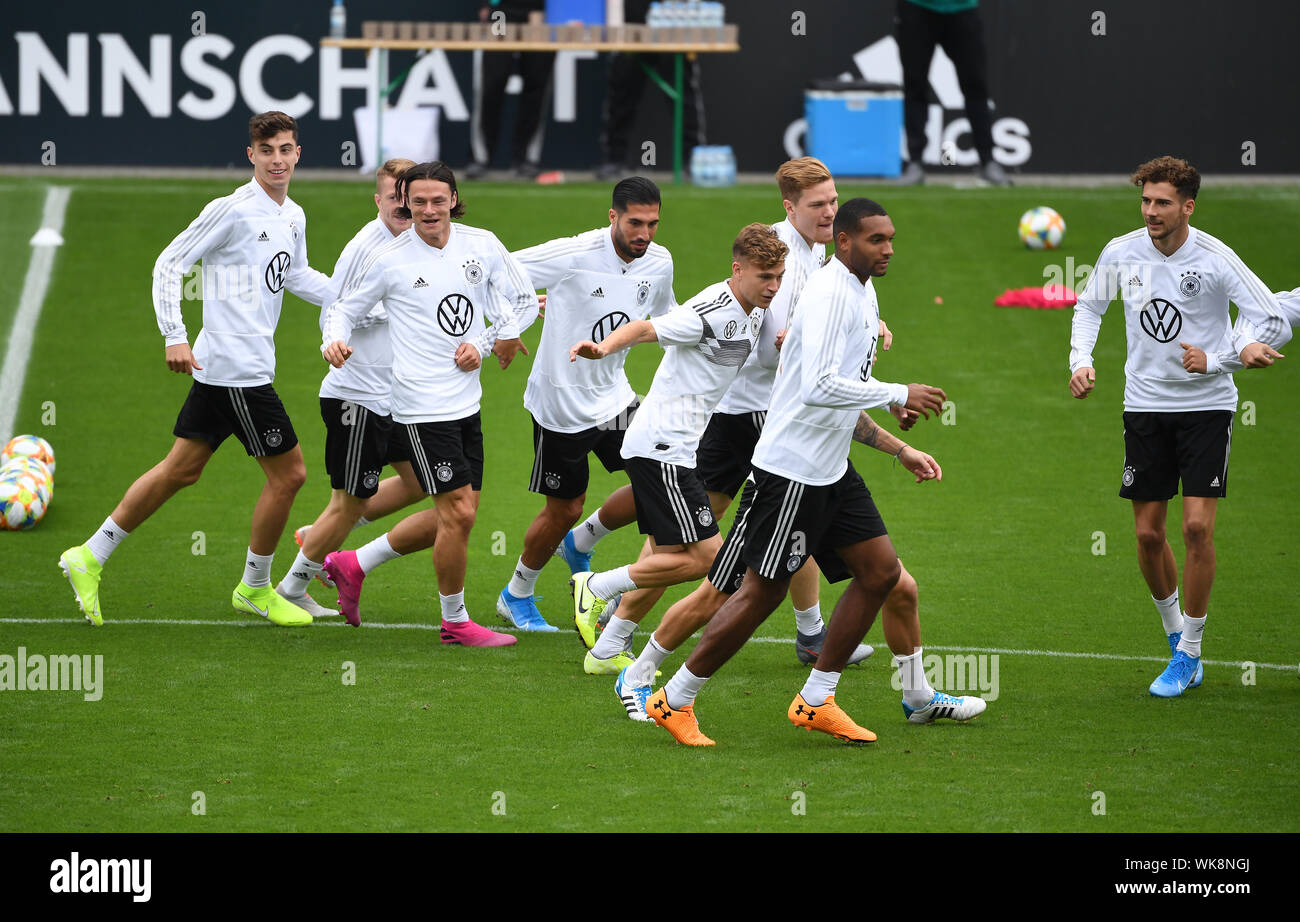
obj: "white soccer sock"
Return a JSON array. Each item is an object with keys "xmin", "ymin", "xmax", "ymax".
[
  {"xmin": 896, "ymin": 648, "xmax": 935, "ymax": 708},
  {"xmin": 243, "ymin": 549, "xmax": 274, "ymax": 588},
  {"xmin": 357, "ymin": 534, "xmax": 401, "ymax": 574},
  {"xmin": 85, "ymin": 516, "xmax": 129, "ymax": 566},
  {"xmin": 1177, "ymin": 614, "xmax": 1206, "ymax": 658},
  {"xmin": 280, "ymin": 550, "xmax": 323, "ymax": 597},
  {"xmin": 572, "ymin": 510, "xmax": 613, "ymax": 554},
  {"xmin": 627, "ymin": 634, "xmax": 673, "ymax": 687},
  {"xmin": 592, "ymin": 615, "xmax": 638, "ymax": 659},
  {"xmin": 1154, "ymin": 590, "xmax": 1183, "ymax": 634},
  {"xmin": 440, "ymin": 590, "xmax": 468, "ymax": 623},
  {"xmin": 800, "ymin": 668, "xmax": 840, "ymax": 707},
  {"xmin": 588, "ymin": 565, "xmax": 636, "ymax": 600},
  {"xmin": 507, "ymin": 558, "xmax": 542, "ymax": 599},
  {"xmin": 794, "ymin": 603, "xmax": 824, "ymax": 636},
  {"xmin": 664, "ymin": 664, "xmax": 708, "ymax": 710}
]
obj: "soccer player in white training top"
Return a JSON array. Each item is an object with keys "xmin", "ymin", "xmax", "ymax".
[
  {"xmin": 647, "ymin": 199, "xmax": 978, "ymax": 747},
  {"xmin": 59, "ymin": 112, "xmax": 334, "ymax": 628},
  {"xmin": 321, "ymin": 161, "xmax": 537, "ymax": 645},
  {"xmin": 1068, "ymin": 156, "xmax": 1291, "ymax": 698},
  {"xmin": 495, "ymin": 177, "xmax": 676, "ymax": 634},
  {"xmin": 273, "ymin": 158, "xmax": 428, "ymax": 622},
  {"xmin": 1182, "ymin": 286, "xmax": 1292, "ymax": 374},
  {"xmin": 567, "ymin": 224, "xmax": 787, "ymax": 673}
]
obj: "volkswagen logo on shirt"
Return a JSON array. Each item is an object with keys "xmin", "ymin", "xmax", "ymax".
[
  {"xmin": 592, "ymin": 311, "xmax": 630, "ymax": 342},
  {"xmin": 438, "ymin": 294, "xmax": 475, "ymax": 336},
  {"xmin": 1139, "ymin": 298, "xmax": 1182, "ymax": 343},
  {"xmin": 265, "ymin": 251, "xmax": 291, "ymax": 293},
  {"xmin": 724, "ymin": 320, "xmax": 738, "ymax": 338}
]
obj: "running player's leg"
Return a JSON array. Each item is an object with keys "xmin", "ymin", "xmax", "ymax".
[
  {"xmin": 1153, "ymin": 411, "xmax": 1228, "ymax": 694},
  {"xmin": 879, "ymin": 563, "xmax": 987, "ymax": 723},
  {"xmin": 60, "ymin": 436, "xmax": 214, "ymax": 625},
  {"xmin": 573, "ymin": 458, "xmax": 720, "ymax": 650},
  {"xmin": 501, "ymin": 418, "xmax": 596, "ymax": 629},
  {"xmin": 358, "ymin": 461, "xmax": 425, "ymax": 523},
  {"xmin": 112, "ymin": 437, "xmax": 215, "ymax": 532},
  {"xmin": 563, "ymin": 484, "xmax": 638, "ymax": 570}
]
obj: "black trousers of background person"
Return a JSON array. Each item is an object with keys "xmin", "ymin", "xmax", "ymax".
[
  {"xmin": 474, "ymin": 48, "xmax": 554, "ymax": 167},
  {"xmin": 896, "ymin": 0, "xmax": 995, "ymax": 165},
  {"xmin": 599, "ymin": 0, "xmax": 705, "ymax": 166},
  {"xmin": 470, "ymin": 1, "xmax": 553, "ymax": 168}
]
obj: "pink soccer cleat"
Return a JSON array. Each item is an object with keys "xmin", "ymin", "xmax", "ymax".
[
  {"xmin": 440, "ymin": 618, "xmax": 517, "ymax": 647},
  {"xmin": 323, "ymin": 550, "xmax": 364, "ymax": 627}
]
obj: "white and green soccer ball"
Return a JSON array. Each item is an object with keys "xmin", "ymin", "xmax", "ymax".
[{"xmin": 1018, "ymin": 206, "xmax": 1066, "ymax": 250}]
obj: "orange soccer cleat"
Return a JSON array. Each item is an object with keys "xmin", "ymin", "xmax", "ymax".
[
  {"xmin": 788, "ymin": 693, "xmax": 876, "ymax": 744},
  {"xmin": 646, "ymin": 688, "xmax": 715, "ymax": 747}
]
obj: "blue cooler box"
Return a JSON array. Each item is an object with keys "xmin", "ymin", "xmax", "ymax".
[
  {"xmin": 546, "ymin": 0, "xmax": 605, "ymax": 24},
  {"xmin": 804, "ymin": 80, "xmax": 903, "ymax": 178}
]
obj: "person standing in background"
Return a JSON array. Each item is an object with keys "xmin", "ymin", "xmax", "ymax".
[
  {"xmin": 895, "ymin": 0, "xmax": 1010, "ymax": 186},
  {"xmin": 595, "ymin": 0, "xmax": 706, "ymax": 180},
  {"xmin": 465, "ymin": 1, "xmax": 554, "ymax": 180}
]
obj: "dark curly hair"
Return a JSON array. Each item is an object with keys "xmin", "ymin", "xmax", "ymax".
[{"xmin": 1131, "ymin": 156, "xmax": 1200, "ymax": 201}]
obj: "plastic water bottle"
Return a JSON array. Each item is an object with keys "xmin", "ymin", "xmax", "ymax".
[
  {"xmin": 691, "ymin": 146, "xmax": 735, "ymax": 187},
  {"xmin": 330, "ymin": 0, "xmax": 346, "ymax": 39}
]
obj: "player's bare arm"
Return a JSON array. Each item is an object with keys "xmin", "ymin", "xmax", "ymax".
[
  {"xmin": 164, "ymin": 343, "xmax": 202, "ymax": 375},
  {"xmin": 1069, "ymin": 366, "xmax": 1095, "ymax": 398},
  {"xmin": 879, "ymin": 319, "xmax": 893, "ymax": 350},
  {"xmin": 569, "ymin": 318, "xmax": 657, "ymax": 362},
  {"xmin": 853, "ymin": 410, "xmax": 941, "ymax": 482}
]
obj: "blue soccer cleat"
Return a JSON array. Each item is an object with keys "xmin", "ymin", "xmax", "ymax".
[
  {"xmin": 1150, "ymin": 649, "xmax": 1202, "ymax": 698},
  {"xmin": 1168, "ymin": 631, "xmax": 1203, "ymax": 688},
  {"xmin": 555, "ymin": 530, "xmax": 593, "ymax": 576},
  {"xmin": 496, "ymin": 588, "xmax": 559, "ymax": 632},
  {"xmin": 902, "ymin": 690, "xmax": 987, "ymax": 724}
]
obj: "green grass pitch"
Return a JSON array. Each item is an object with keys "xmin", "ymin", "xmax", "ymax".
[{"xmin": 0, "ymin": 177, "xmax": 1296, "ymax": 832}]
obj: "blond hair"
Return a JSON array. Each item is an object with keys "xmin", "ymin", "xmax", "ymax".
[
  {"xmin": 776, "ymin": 156, "xmax": 832, "ymax": 204},
  {"xmin": 376, "ymin": 158, "xmax": 417, "ymax": 189},
  {"xmin": 732, "ymin": 223, "xmax": 788, "ymax": 269}
]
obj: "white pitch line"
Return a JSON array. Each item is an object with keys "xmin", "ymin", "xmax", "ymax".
[
  {"xmin": 0, "ymin": 185, "xmax": 71, "ymax": 441},
  {"xmin": 0, "ymin": 617, "xmax": 1294, "ymax": 671}
]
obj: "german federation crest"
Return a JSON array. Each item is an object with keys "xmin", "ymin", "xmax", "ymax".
[
  {"xmin": 1179, "ymin": 271, "xmax": 1203, "ymax": 297},
  {"xmin": 436, "ymin": 463, "xmax": 454, "ymax": 482},
  {"xmin": 636, "ymin": 281, "xmax": 651, "ymax": 305},
  {"xmin": 463, "ymin": 259, "xmax": 484, "ymax": 284},
  {"xmin": 696, "ymin": 506, "xmax": 713, "ymax": 527}
]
